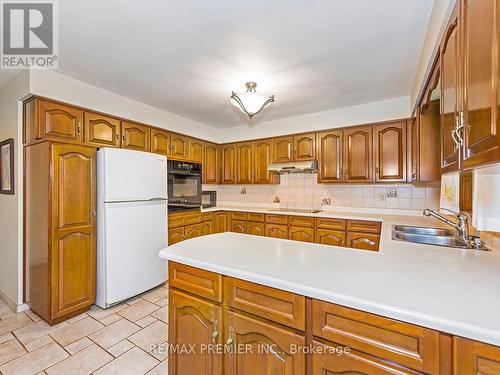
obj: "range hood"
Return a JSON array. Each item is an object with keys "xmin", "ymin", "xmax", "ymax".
[{"xmin": 267, "ymin": 160, "xmax": 318, "ymax": 174}]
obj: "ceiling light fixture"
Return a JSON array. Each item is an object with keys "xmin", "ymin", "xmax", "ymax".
[{"xmin": 230, "ymin": 82, "xmax": 274, "ymax": 119}]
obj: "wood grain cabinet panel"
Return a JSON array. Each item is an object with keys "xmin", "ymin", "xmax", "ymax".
[
  {"xmin": 312, "ymin": 300, "xmax": 440, "ymax": 374},
  {"xmin": 214, "ymin": 212, "xmax": 229, "ymax": 233},
  {"xmin": 170, "ymin": 134, "xmax": 190, "ymax": 159},
  {"xmin": 246, "ymin": 222, "xmax": 265, "ymax": 236},
  {"xmin": 225, "ymin": 310, "xmax": 306, "ymax": 375},
  {"xmin": 272, "ymin": 136, "xmax": 294, "ymax": 163},
  {"xmin": 39, "ymin": 100, "xmax": 84, "ymax": 142},
  {"xmin": 293, "ymin": 132, "xmax": 316, "ymax": 161},
  {"xmin": 83, "ymin": 112, "xmax": 121, "ymax": 148},
  {"xmin": 184, "ymin": 223, "xmax": 202, "ymax": 240},
  {"xmin": 343, "ymin": 125, "xmax": 373, "ymax": 183},
  {"xmin": 252, "ymin": 139, "xmax": 278, "ymax": 184},
  {"xmin": 150, "ymin": 128, "xmax": 170, "ymax": 155},
  {"xmin": 288, "ymin": 226, "xmax": 314, "ymax": 243},
  {"xmin": 235, "ymin": 142, "xmax": 253, "ymax": 184},
  {"xmin": 189, "ymin": 139, "xmax": 204, "ymax": 163},
  {"xmin": 347, "ymin": 220, "xmax": 381, "ymax": 234},
  {"xmin": 455, "ymin": 336, "xmax": 500, "ymax": 374},
  {"xmin": 315, "ymin": 229, "xmax": 345, "ymax": 247},
  {"xmin": 315, "ymin": 217, "xmax": 346, "ymax": 231},
  {"xmin": 266, "ymin": 214, "xmax": 288, "ymax": 225},
  {"xmin": 266, "ymin": 224, "xmax": 288, "ymax": 239},
  {"xmin": 200, "ymin": 221, "xmax": 213, "ymax": 236},
  {"xmin": 230, "ymin": 212, "xmax": 247, "ymax": 221},
  {"xmin": 288, "ymin": 216, "xmax": 314, "ymax": 228},
  {"xmin": 221, "ymin": 144, "xmax": 237, "ymax": 184},
  {"xmin": 374, "ymin": 121, "xmax": 407, "ymax": 182},
  {"xmin": 168, "ymin": 227, "xmax": 184, "ymax": 245},
  {"xmin": 346, "ymin": 232, "xmax": 380, "ymax": 251},
  {"xmin": 462, "ymin": 0, "xmax": 500, "ymax": 168},
  {"xmin": 169, "ymin": 289, "xmax": 222, "ymax": 375},
  {"xmin": 169, "ymin": 262, "xmax": 222, "ymax": 303},
  {"xmin": 203, "ymin": 143, "xmax": 219, "ymax": 184},
  {"xmin": 230, "ymin": 220, "xmax": 246, "ymax": 234},
  {"xmin": 316, "ymin": 130, "xmax": 343, "ymax": 183},
  {"xmin": 247, "ymin": 213, "xmax": 265, "ymax": 222},
  {"xmin": 121, "ymin": 121, "xmax": 150, "ymax": 151}
]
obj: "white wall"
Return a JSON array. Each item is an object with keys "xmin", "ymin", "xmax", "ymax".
[
  {"xmin": 410, "ymin": 0, "xmax": 457, "ymax": 110},
  {"xmin": 29, "ymin": 70, "xmax": 220, "ymax": 142},
  {"xmin": 0, "ymin": 71, "xmax": 30, "ymax": 308},
  {"xmin": 217, "ymin": 96, "xmax": 410, "ymax": 143}
]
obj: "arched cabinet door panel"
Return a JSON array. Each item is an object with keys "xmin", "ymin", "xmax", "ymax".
[
  {"xmin": 40, "ymin": 100, "xmax": 84, "ymax": 142},
  {"xmin": 316, "ymin": 130, "xmax": 343, "ymax": 183},
  {"xmin": 121, "ymin": 121, "xmax": 150, "ymax": 151},
  {"xmin": 343, "ymin": 125, "xmax": 373, "ymax": 183},
  {"xmin": 84, "ymin": 112, "xmax": 121, "ymax": 148},
  {"xmin": 374, "ymin": 121, "xmax": 407, "ymax": 182},
  {"xmin": 151, "ymin": 128, "xmax": 170, "ymax": 155}
]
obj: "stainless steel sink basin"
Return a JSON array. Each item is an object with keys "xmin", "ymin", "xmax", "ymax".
[{"xmin": 392, "ymin": 225, "xmax": 455, "ymax": 237}]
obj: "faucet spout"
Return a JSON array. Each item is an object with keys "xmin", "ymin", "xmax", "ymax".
[{"xmin": 423, "ymin": 209, "xmax": 459, "ymax": 229}]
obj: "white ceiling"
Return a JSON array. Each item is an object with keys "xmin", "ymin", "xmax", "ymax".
[{"xmin": 1, "ymin": 0, "xmax": 434, "ymax": 128}]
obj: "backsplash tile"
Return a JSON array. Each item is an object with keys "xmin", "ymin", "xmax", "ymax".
[{"xmin": 204, "ymin": 173, "xmax": 440, "ymax": 211}]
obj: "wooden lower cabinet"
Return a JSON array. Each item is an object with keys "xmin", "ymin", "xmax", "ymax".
[
  {"xmin": 346, "ymin": 232, "xmax": 380, "ymax": 251},
  {"xmin": 225, "ymin": 310, "xmax": 306, "ymax": 375},
  {"xmin": 169, "ymin": 289, "xmax": 222, "ymax": 375},
  {"xmin": 315, "ymin": 229, "xmax": 345, "ymax": 247},
  {"xmin": 266, "ymin": 223, "xmax": 288, "ymax": 239},
  {"xmin": 230, "ymin": 220, "xmax": 246, "ymax": 234},
  {"xmin": 214, "ymin": 212, "xmax": 229, "ymax": 233},
  {"xmin": 185, "ymin": 224, "xmax": 202, "ymax": 240},
  {"xmin": 169, "ymin": 227, "xmax": 185, "ymax": 245},
  {"xmin": 455, "ymin": 337, "xmax": 500, "ymax": 374},
  {"xmin": 288, "ymin": 226, "xmax": 314, "ymax": 243},
  {"xmin": 246, "ymin": 221, "xmax": 265, "ymax": 236},
  {"xmin": 201, "ymin": 221, "xmax": 213, "ymax": 236}
]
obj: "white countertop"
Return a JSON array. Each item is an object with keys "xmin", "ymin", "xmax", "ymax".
[{"xmin": 161, "ymin": 208, "xmax": 500, "ymax": 346}]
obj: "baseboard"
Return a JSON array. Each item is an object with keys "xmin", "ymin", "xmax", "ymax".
[{"xmin": 0, "ymin": 288, "xmax": 28, "ymax": 313}]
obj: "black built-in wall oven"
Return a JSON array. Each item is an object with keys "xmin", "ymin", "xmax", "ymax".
[{"xmin": 167, "ymin": 160, "xmax": 202, "ymax": 212}]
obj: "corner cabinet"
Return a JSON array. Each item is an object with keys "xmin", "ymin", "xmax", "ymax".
[{"xmin": 25, "ymin": 142, "xmax": 96, "ymax": 324}]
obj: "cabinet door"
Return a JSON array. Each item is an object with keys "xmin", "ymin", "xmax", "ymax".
[
  {"xmin": 150, "ymin": 128, "xmax": 170, "ymax": 155},
  {"xmin": 346, "ymin": 232, "xmax": 380, "ymax": 251},
  {"xmin": 170, "ymin": 134, "xmax": 190, "ymax": 159},
  {"xmin": 230, "ymin": 220, "xmax": 246, "ymax": 234},
  {"xmin": 272, "ymin": 136, "xmax": 293, "ymax": 163},
  {"xmin": 266, "ymin": 224, "xmax": 288, "ymax": 239},
  {"xmin": 84, "ymin": 112, "xmax": 121, "ymax": 148},
  {"xmin": 201, "ymin": 221, "xmax": 213, "ymax": 236},
  {"xmin": 440, "ymin": 12, "xmax": 460, "ymax": 172},
  {"xmin": 204, "ymin": 143, "xmax": 219, "ymax": 184},
  {"xmin": 169, "ymin": 227, "xmax": 184, "ymax": 245},
  {"xmin": 221, "ymin": 144, "xmax": 237, "ymax": 184},
  {"xmin": 235, "ymin": 142, "xmax": 253, "ymax": 184},
  {"xmin": 293, "ymin": 133, "xmax": 315, "ymax": 161},
  {"xmin": 121, "ymin": 121, "xmax": 150, "ymax": 151},
  {"xmin": 343, "ymin": 126, "xmax": 373, "ymax": 183},
  {"xmin": 214, "ymin": 212, "xmax": 229, "ymax": 233},
  {"xmin": 246, "ymin": 222, "xmax": 265, "ymax": 236},
  {"xmin": 455, "ymin": 337, "xmax": 500, "ymax": 374},
  {"xmin": 50, "ymin": 144, "xmax": 96, "ymax": 319},
  {"xmin": 189, "ymin": 139, "xmax": 205, "ymax": 163},
  {"xmin": 169, "ymin": 289, "xmax": 222, "ymax": 375},
  {"xmin": 288, "ymin": 226, "xmax": 314, "ymax": 243},
  {"xmin": 462, "ymin": 0, "xmax": 500, "ymax": 168},
  {"xmin": 225, "ymin": 310, "xmax": 305, "ymax": 375},
  {"xmin": 39, "ymin": 100, "xmax": 84, "ymax": 142},
  {"xmin": 316, "ymin": 130, "xmax": 343, "ymax": 183},
  {"xmin": 252, "ymin": 139, "xmax": 277, "ymax": 184},
  {"xmin": 374, "ymin": 121, "xmax": 407, "ymax": 182},
  {"xmin": 185, "ymin": 224, "xmax": 202, "ymax": 240},
  {"xmin": 315, "ymin": 229, "xmax": 345, "ymax": 247}
]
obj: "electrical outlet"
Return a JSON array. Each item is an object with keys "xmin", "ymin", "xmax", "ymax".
[{"xmin": 386, "ymin": 188, "xmax": 398, "ymax": 198}]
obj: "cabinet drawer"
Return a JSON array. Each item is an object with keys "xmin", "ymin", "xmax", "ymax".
[
  {"xmin": 316, "ymin": 217, "xmax": 346, "ymax": 230},
  {"xmin": 183, "ymin": 211, "xmax": 202, "ymax": 226},
  {"xmin": 230, "ymin": 212, "xmax": 247, "ymax": 221},
  {"xmin": 169, "ymin": 262, "xmax": 222, "ymax": 303},
  {"xmin": 225, "ymin": 277, "xmax": 306, "ymax": 330},
  {"xmin": 201, "ymin": 212, "xmax": 213, "ymax": 222},
  {"xmin": 247, "ymin": 213, "xmax": 265, "ymax": 222},
  {"xmin": 168, "ymin": 212, "xmax": 185, "ymax": 228},
  {"xmin": 312, "ymin": 300, "xmax": 440, "ymax": 374},
  {"xmin": 288, "ymin": 215, "xmax": 314, "ymax": 228},
  {"xmin": 347, "ymin": 232, "xmax": 380, "ymax": 251},
  {"xmin": 454, "ymin": 337, "xmax": 500, "ymax": 375},
  {"xmin": 347, "ymin": 219, "xmax": 381, "ymax": 233},
  {"xmin": 266, "ymin": 214, "xmax": 288, "ymax": 225}
]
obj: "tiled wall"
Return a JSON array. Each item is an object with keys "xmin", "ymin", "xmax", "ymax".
[{"xmin": 205, "ymin": 173, "xmax": 440, "ymax": 211}]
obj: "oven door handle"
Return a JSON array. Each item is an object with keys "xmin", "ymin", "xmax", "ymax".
[{"xmin": 169, "ymin": 170, "xmax": 201, "ymax": 176}]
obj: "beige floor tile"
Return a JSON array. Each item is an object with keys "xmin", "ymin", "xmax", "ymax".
[
  {"xmin": 0, "ymin": 342, "xmax": 68, "ymax": 375},
  {"xmin": 0, "ymin": 301, "xmax": 12, "ymax": 316},
  {"xmin": 0, "ymin": 339, "xmax": 27, "ymax": 366},
  {"xmin": 45, "ymin": 344, "xmax": 113, "ymax": 375},
  {"xmin": 118, "ymin": 300, "xmax": 159, "ymax": 322},
  {"xmin": 150, "ymin": 306, "xmax": 168, "ymax": 323},
  {"xmin": 0, "ymin": 332, "xmax": 15, "ymax": 345},
  {"xmin": 0, "ymin": 314, "xmax": 33, "ymax": 336},
  {"xmin": 50, "ymin": 317, "xmax": 104, "ymax": 347},
  {"xmin": 14, "ymin": 320, "xmax": 68, "ymax": 345},
  {"xmin": 99, "ymin": 313, "xmax": 122, "ymax": 326},
  {"xmin": 128, "ymin": 321, "xmax": 167, "ymax": 360},
  {"xmin": 66, "ymin": 313, "xmax": 88, "ymax": 324},
  {"xmin": 155, "ymin": 298, "xmax": 167, "ymax": 307},
  {"xmin": 87, "ymin": 304, "xmax": 127, "ymax": 321},
  {"xmin": 135, "ymin": 316, "xmax": 157, "ymax": 328},
  {"xmin": 94, "ymin": 347, "xmax": 159, "ymax": 375},
  {"xmin": 88, "ymin": 319, "xmax": 140, "ymax": 349},
  {"xmin": 141, "ymin": 287, "xmax": 167, "ymax": 304},
  {"xmin": 147, "ymin": 359, "xmax": 168, "ymax": 375},
  {"xmin": 64, "ymin": 337, "xmax": 93, "ymax": 355},
  {"xmin": 125, "ymin": 297, "xmax": 143, "ymax": 306},
  {"xmin": 24, "ymin": 335, "xmax": 54, "ymax": 352},
  {"xmin": 107, "ymin": 339, "xmax": 135, "ymax": 358},
  {"xmin": 0, "ymin": 310, "xmax": 18, "ymax": 320},
  {"xmin": 24, "ymin": 310, "xmax": 41, "ymax": 323}
]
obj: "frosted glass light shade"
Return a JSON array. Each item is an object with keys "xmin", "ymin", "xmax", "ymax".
[{"xmin": 230, "ymin": 82, "xmax": 274, "ymax": 119}]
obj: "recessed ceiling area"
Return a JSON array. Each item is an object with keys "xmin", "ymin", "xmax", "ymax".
[{"xmin": 7, "ymin": 0, "xmax": 434, "ymax": 128}]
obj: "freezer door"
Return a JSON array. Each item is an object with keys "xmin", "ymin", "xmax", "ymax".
[
  {"xmin": 96, "ymin": 200, "xmax": 167, "ymax": 307},
  {"xmin": 98, "ymin": 148, "xmax": 167, "ymax": 202}
]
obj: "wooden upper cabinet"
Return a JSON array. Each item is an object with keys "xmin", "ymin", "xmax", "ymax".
[
  {"xmin": 343, "ymin": 125, "xmax": 373, "ymax": 183},
  {"xmin": 316, "ymin": 130, "xmax": 343, "ymax": 183},
  {"xmin": 293, "ymin": 132, "xmax": 315, "ymax": 161},
  {"xmin": 253, "ymin": 139, "xmax": 278, "ymax": 184},
  {"xmin": 150, "ymin": 128, "xmax": 170, "ymax": 155},
  {"xmin": 170, "ymin": 134, "xmax": 190, "ymax": 159},
  {"xmin": 374, "ymin": 121, "xmax": 407, "ymax": 182},
  {"xmin": 221, "ymin": 144, "xmax": 237, "ymax": 184},
  {"xmin": 235, "ymin": 142, "xmax": 253, "ymax": 184},
  {"xmin": 440, "ymin": 10, "xmax": 460, "ymax": 172},
  {"xmin": 189, "ymin": 139, "xmax": 204, "ymax": 163},
  {"xmin": 203, "ymin": 143, "xmax": 219, "ymax": 184},
  {"xmin": 462, "ymin": 0, "xmax": 500, "ymax": 168},
  {"xmin": 272, "ymin": 136, "xmax": 293, "ymax": 162},
  {"xmin": 39, "ymin": 100, "xmax": 84, "ymax": 142},
  {"xmin": 83, "ymin": 112, "xmax": 121, "ymax": 148},
  {"xmin": 455, "ymin": 337, "xmax": 500, "ymax": 374},
  {"xmin": 121, "ymin": 121, "xmax": 150, "ymax": 151}
]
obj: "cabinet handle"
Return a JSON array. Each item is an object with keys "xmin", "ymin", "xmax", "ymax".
[
  {"xmin": 116, "ymin": 134, "xmax": 120, "ymax": 140},
  {"xmin": 77, "ymin": 122, "xmax": 82, "ymax": 134},
  {"xmin": 375, "ymin": 167, "xmax": 379, "ymax": 175},
  {"xmin": 212, "ymin": 320, "xmax": 219, "ymax": 344},
  {"xmin": 451, "ymin": 128, "xmax": 459, "ymax": 150},
  {"xmin": 122, "ymin": 135, "xmax": 126, "ymax": 141},
  {"xmin": 225, "ymin": 326, "xmax": 234, "ymax": 352}
]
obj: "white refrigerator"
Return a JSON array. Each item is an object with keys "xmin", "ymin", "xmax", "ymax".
[{"xmin": 96, "ymin": 148, "xmax": 168, "ymax": 308}]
